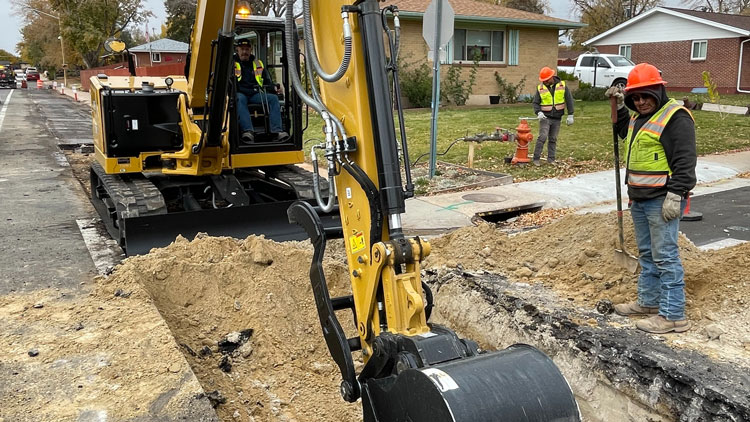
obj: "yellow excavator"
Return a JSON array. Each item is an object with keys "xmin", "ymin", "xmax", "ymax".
[
  {"xmin": 90, "ymin": 0, "xmax": 581, "ymax": 419},
  {"xmin": 89, "ymin": 8, "xmax": 337, "ymax": 255},
  {"xmin": 288, "ymin": 1, "xmax": 579, "ymax": 420}
]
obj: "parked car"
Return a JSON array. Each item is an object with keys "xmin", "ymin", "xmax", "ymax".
[
  {"xmin": 0, "ymin": 65, "xmax": 15, "ymax": 88},
  {"xmin": 25, "ymin": 67, "xmax": 40, "ymax": 81},
  {"xmin": 558, "ymin": 53, "xmax": 635, "ymax": 88}
]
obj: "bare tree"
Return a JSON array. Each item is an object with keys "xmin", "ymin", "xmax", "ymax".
[
  {"xmin": 571, "ymin": 0, "xmax": 660, "ymax": 47},
  {"xmin": 687, "ymin": 0, "xmax": 750, "ymax": 13}
]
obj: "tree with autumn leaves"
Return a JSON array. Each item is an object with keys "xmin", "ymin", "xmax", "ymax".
[{"xmin": 12, "ymin": 0, "xmax": 150, "ymax": 69}]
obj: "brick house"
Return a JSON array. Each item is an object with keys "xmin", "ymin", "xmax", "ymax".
[
  {"xmin": 129, "ymin": 39, "xmax": 189, "ymax": 68},
  {"xmin": 583, "ymin": 7, "xmax": 750, "ymax": 94},
  {"xmin": 389, "ymin": 0, "xmax": 584, "ymax": 104}
]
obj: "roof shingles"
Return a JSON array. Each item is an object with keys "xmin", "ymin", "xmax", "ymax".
[
  {"xmin": 664, "ymin": 7, "xmax": 750, "ymax": 31},
  {"xmin": 389, "ymin": 0, "xmax": 578, "ymax": 25}
]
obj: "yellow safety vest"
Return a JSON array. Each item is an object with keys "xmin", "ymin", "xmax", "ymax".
[
  {"xmin": 235, "ymin": 59, "xmax": 265, "ymax": 86},
  {"xmin": 537, "ymin": 81, "xmax": 566, "ymax": 112},
  {"xmin": 625, "ymin": 99, "xmax": 694, "ymax": 188}
]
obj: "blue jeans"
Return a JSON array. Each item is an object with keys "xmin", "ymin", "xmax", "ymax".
[
  {"xmin": 631, "ymin": 196, "xmax": 687, "ymax": 320},
  {"xmin": 237, "ymin": 91, "xmax": 283, "ymax": 133}
]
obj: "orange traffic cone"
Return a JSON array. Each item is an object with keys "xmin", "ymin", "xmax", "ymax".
[
  {"xmin": 36, "ymin": 79, "xmax": 43, "ymax": 89},
  {"xmin": 681, "ymin": 192, "xmax": 702, "ymax": 221},
  {"xmin": 511, "ymin": 119, "xmax": 533, "ymax": 165}
]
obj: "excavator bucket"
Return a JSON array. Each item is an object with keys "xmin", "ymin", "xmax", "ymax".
[
  {"xmin": 109, "ymin": 200, "xmax": 340, "ymax": 256},
  {"xmin": 362, "ymin": 344, "xmax": 580, "ymax": 422}
]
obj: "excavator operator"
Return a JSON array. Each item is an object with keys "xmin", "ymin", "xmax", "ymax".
[{"xmin": 234, "ymin": 38, "xmax": 288, "ymax": 143}]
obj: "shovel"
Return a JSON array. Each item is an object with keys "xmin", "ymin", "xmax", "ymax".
[{"xmin": 610, "ymin": 96, "xmax": 640, "ymax": 273}]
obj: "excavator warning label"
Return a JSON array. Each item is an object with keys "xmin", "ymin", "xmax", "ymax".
[
  {"xmin": 421, "ymin": 368, "xmax": 459, "ymax": 392},
  {"xmin": 349, "ymin": 231, "xmax": 366, "ymax": 254}
]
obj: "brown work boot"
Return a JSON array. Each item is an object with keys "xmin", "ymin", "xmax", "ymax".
[
  {"xmin": 614, "ymin": 301, "xmax": 658, "ymax": 316},
  {"xmin": 636, "ymin": 315, "xmax": 691, "ymax": 334}
]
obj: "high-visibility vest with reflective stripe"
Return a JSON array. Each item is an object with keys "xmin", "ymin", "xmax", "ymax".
[
  {"xmin": 234, "ymin": 59, "xmax": 265, "ymax": 86},
  {"xmin": 537, "ymin": 81, "xmax": 566, "ymax": 112},
  {"xmin": 625, "ymin": 99, "xmax": 694, "ymax": 188}
]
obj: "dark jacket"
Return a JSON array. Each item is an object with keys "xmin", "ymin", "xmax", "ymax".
[
  {"xmin": 532, "ymin": 76, "xmax": 575, "ymax": 120},
  {"xmin": 236, "ymin": 54, "xmax": 275, "ymax": 98},
  {"xmin": 614, "ymin": 85, "xmax": 697, "ymax": 201}
]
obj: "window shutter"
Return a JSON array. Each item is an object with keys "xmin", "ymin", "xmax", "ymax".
[{"xmin": 508, "ymin": 29, "xmax": 519, "ymax": 66}]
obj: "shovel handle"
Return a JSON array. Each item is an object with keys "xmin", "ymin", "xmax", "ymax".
[{"xmin": 610, "ymin": 96, "xmax": 619, "ymax": 124}]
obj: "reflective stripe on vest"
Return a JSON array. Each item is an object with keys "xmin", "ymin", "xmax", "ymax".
[
  {"xmin": 234, "ymin": 59, "xmax": 265, "ymax": 86},
  {"xmin": 625, "ymin": 99, "xmax": 694, "ymax": 188},
  {"xmin": 253, "ymin": 59, "xmax": 264, "ymax": 86},
  {"xmin": 538, "ymin": 81, "xmax": 566, "ymax": 112}
]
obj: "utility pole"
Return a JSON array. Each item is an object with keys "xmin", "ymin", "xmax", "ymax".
[{"xmin": 30, "ymin": 8, "xmax": 67, "ymax": 88}]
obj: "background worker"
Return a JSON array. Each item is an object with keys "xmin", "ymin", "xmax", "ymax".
[
  {"xmin": 531, "ymin": 66, "xmax": 575, "ymax": 166},
  {"xmin": 609, "ymin": 63, "xmax": 697, "ymax": 334},
  {"xmin": 235, "ymin": 38, "xmax": 288, "ymax": 143}
]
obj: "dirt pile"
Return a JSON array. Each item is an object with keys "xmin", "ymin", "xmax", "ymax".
[
  {"xmin": 423, "ymin": 212, "xmax": 750, "ymax": 364},
  {"xmin": 67, "ymin": 211, "xmax": 747, "ymax": 421},
  {"xmin": 97, "ymin": 235, "xmax": 361, "ymax": 422}
]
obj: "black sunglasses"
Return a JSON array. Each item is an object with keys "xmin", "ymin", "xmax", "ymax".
[{"xmin": 630, "ymin": 94, "xmax": 650, "ymax": 102}]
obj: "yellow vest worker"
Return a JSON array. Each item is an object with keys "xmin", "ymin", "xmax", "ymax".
[
  {"xmin": 531, "ymin": 66, "xmax": 575, "ymax": 165},
  {"xmin": 607, "ymin": 63, "xmax": 697, "ymax": 335}
]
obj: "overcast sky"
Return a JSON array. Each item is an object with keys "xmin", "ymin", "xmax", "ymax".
[{"xmin": 0, "ymin": 0, "xmax": 686, "ymax": 56}]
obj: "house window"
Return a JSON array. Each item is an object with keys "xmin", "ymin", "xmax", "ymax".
[
  {"xmin": 151, "ymin": 52, "xmax": 161, "ymax": 63},
  {"xmin": 691, "ymin": 40, "xmax": 707, "ymax": 60},
  {"xmin": 508, "ymin": 29, "xmax": 519, "ymax": 66},
  {"xmin": 619, "ymin": 45, "xmax": 631, "ymax": 60},
  {"xmin": 452, "ymin": 29, "xmax": 505, "ymax": 63}
]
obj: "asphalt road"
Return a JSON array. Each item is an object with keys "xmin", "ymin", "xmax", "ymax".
[
  {"xmin": 0, "ymin": 87, "xmax": 97, "ymax": 295},
  {"xmin": 680, "ymin": 187, "xmax": 750, "ymax": 249}
]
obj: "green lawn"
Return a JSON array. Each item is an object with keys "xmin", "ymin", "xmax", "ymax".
[{"xmin": 304, "ymin": 100, "xmax": 750, "ymax": 183}]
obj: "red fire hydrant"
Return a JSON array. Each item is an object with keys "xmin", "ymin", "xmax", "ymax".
[{"xmin": 511, "ymin": 119, "xmax": 533, "ymax": 165}]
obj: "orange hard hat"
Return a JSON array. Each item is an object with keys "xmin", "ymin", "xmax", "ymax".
[
  {"xmin": 539, "ymin": 67, "xmax": 555, "ymax": 82},
  {"xmin": 625, "ymin": 63, "xmax": 666, "ymax": 91}
]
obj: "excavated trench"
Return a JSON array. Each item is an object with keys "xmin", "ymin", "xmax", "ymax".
[{"xmin": 92, "ymin": 211, "xmax": 749, "ymax": 422}]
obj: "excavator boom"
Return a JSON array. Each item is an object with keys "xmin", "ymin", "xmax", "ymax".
[{"xmin": 287, "ymin": 0, "xmax": 581, "ymax": 420}]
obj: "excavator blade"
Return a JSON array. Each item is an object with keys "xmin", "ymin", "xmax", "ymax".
[
  {"xmin": 121, "ymin": 200, "xmax": 341, "ymax": 256},
  {"xmin": 362, "ymin": 344, "xmax": 580, "ymax": 422}
]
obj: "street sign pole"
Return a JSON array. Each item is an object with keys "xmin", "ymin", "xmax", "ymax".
[{"xmin": 428, "ymin": 0, "xmax": 443, "ymax": 179}]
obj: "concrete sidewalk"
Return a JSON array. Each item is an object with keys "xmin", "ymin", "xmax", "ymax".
[{"xmin": 402, "ymin": 151, "xmax": 750, "ymax": 233}]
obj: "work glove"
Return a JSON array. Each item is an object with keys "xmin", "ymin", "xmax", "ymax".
[
  {"xmin": 605, "ymin": 86, "xmax": 625, "ymax": 109},
  {"xmin": 537, "ymin": 111, "xmax": 547, "ymax": 120},
  {"xmin": 566, "ymin": 115, "xmax": 574, "ymax": 126},
  {"xmin": 662, "ymin": 192, "xmax": 682, "ymax": 222}
]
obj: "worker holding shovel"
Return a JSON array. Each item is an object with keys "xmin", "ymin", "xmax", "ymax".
[{"xmin": 608, "ymin": 63, "xmax": 697, "ymax": 334}]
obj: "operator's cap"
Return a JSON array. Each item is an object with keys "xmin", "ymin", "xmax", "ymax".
[{"xmin": 236, "ymin": 38, "xmax": 251, "ymax": 47}]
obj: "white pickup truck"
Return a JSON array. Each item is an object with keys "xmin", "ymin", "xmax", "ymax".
[{"xmin": 558, "ymin": 53, "xmax": 635, "ymax": 89}]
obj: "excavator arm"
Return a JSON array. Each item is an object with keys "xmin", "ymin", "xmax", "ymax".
[{"xmin": 287, "ymin": 1, "xmax": 581, "ymax": 420}]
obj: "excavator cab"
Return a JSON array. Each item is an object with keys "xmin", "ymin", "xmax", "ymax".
[{"xmin": 230, "ymin": 18, "xmax": 303, "ymax": 149}]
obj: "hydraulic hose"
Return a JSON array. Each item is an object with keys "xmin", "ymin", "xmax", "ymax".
[
  {"xmin": 285, "ymin": 0, "xmax": 336, "ymax": 212},
  {"xmin": 303, "ymin": 0, "xmax": 353, "ymax": 83}
]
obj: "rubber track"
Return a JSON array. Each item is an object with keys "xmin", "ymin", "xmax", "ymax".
[
  {"xmin": 266, "ymin": 165, "xmax": 329, "ymax": 200},
  {"xmin": 91, "ymin": 162, "xmax": 167, "ymax": 219}
]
